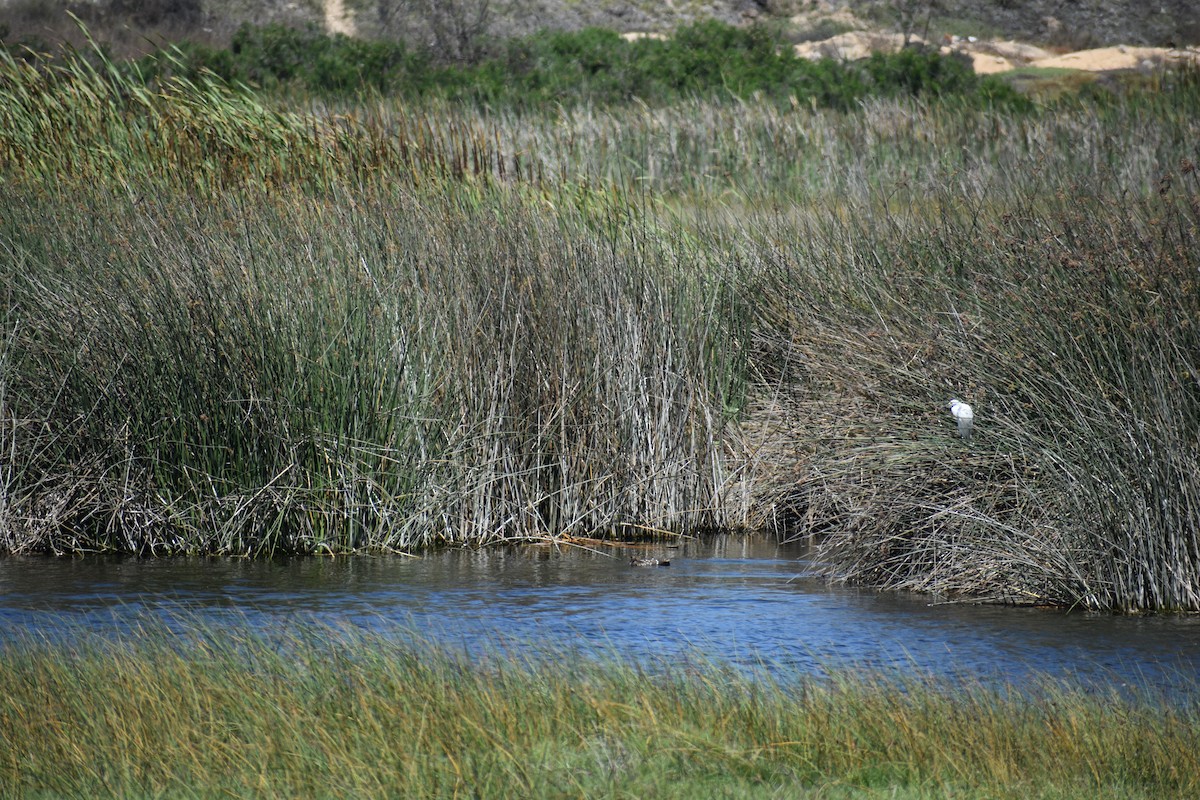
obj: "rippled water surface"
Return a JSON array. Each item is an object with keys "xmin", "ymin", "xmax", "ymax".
[{"xmin": 3, "ymin": 536, "xmax": 1199, "ymax": 693}]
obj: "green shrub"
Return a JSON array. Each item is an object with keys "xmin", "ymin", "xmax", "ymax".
[
  {"xmin": 129, "ymin": 20, "xmax": 1029, "ymax": 112},
  {"xmin": 134, "ymin": 23, "xmax": 422, "ymax": 94}
]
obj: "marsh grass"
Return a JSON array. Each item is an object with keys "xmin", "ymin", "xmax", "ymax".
[
  {"xmin": 0, "ymin": 26, "xmax": 535, "ymax": 193},
  {"xmin": 0, "ymin": 619, "xmax": 1197, "ymax": 798},
  {"xmin": 1, "ymin": 179, "xmax": 739, "ymax": 553},
  {"xmin": 2, "ymin": 26, "xmax": 1200, "ymax": 608},
  {"xmin": 735, "ymin": 155, "xmax": 1200, "ymax": 610}
]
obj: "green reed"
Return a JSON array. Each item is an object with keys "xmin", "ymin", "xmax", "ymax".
[
  {"xmin": 0, "ymin": 29, "xmax": 529, "ymax": 194},
  {"xmin": 1, "ymin": 176, "xmax": 742, "ymax": 553},
  {"xmin": 0, "ymin": 25, "xmax": 749, "ymax": 556},
  {"xmin": 0, "ymin": 619, "xmax": 1195, "ymax": 799}
]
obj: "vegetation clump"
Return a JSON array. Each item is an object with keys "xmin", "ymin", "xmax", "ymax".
[{"xmin": 111, "ymin": 19, "xmax": 1030, "ymax": 111}]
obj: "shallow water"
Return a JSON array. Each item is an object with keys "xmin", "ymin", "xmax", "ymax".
[{"xmin": 2, "ymin": 535, "xmax": 1199, "ymax": 694}]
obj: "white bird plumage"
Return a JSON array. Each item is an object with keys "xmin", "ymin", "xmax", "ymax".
[{"xmin": 949, "ymin": 398, "xmax": 974, "ymax": 439}]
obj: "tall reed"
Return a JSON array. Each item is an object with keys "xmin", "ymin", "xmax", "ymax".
[
  {"xmin": 0, "ymin": 31, "xmax": 528, "ymax": 193},
  {"xmin": 1, "ymin": 177, "xmax": 741, "ymax": 553},
  {"xmin": 735, "ymin": 146, "xmax": 1200, "ymax": 611}
]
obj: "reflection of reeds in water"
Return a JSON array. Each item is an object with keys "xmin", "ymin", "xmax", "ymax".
[
  {"xmin": 3, "ymin": 32, "xmax": 1200, "ymax": 609},
  {"xmin": 1, "ymin": 618, "xmax": 1196, "ymax": 798}
]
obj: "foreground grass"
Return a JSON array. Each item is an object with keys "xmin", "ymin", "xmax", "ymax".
[{"xmin": 0, "ymin": 620, "xmax": 1196, "ymax": 799}]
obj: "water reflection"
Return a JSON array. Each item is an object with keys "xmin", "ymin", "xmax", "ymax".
[{"xmin": 2, "ymin": 536, "xmax": 1199, "ymax": 694}]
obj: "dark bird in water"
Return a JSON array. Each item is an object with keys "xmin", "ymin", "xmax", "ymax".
[{"xmin": 630, "ymin": 556, "xmax": 670, "ymax": 567}]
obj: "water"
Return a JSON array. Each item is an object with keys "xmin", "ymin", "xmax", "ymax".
[{"xmin": 2, "ymin": 535, "xmax": 1199, "ymax": 694}]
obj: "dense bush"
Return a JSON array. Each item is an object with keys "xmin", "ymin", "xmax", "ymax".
[
  {"xmin": 138, "ymin": 23, "xmax": 422, "ymax": 94},
  {"xmin": 130, "ymin": 19, "xmax": 1028, "ymax": 111},
  {"xmin": 107, "ymin": 0, "xmax": 202, "ymax": 28}
]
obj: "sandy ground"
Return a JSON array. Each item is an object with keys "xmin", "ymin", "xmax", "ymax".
[
  {"xmin": 319, "ymin": 0, "xmax": 1196, "ymax": 78},
  {"xmin": 1026, "ymin": 45, "xmax": 1200, "ymax": 71},
  {"xmin": 793, "ymin": 29, "xmax": 1200, "ymax": 75},
  {"xmin": 323, "ymin": 0, "xmax": 355, "ymax": 37}
]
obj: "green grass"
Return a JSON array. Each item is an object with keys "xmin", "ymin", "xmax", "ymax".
[
  {"xmin": 0, "ymin": 618, "xmax": 1196, "ymax": 798},
  {"xmin": 2, "ymin": 23, "xmax": 1200, "ymax": 609}
]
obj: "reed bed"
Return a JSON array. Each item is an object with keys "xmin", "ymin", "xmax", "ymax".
[
  {"xmin": 0, "ymin": 35, "xmax": 535, "ymax": 192},
  {"xmin": 0, "ymin": 618, "xmax": 1196, "ymax": 798},
  {"xmin": 0, "ymin": 179, "xmax": 740, "ymax": 553},
  {"xmin": 2, "ymin": 31, "xmax": 1200, "ymax": 608},
  {"xmin": 727, "ymin": 140, "xmax": 1200, "ymax": 611}
]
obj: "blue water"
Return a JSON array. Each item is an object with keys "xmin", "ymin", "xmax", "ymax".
[{"xmin": 2, "ymin": 536, "xmax": 1199, "ymax": 695}]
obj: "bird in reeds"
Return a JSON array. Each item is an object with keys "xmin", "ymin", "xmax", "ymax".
[
  {"xmin": 949, "ymin": 398, "xmax": 974, "ymax": 439},
  {"xmin": 630, "ymin": 556, "xmax": 670, "ymax": 567}
]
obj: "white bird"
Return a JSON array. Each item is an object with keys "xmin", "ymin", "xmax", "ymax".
[{"xmin": 949, "ymin": 398, "xmax": 974, "ymax": 439}]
